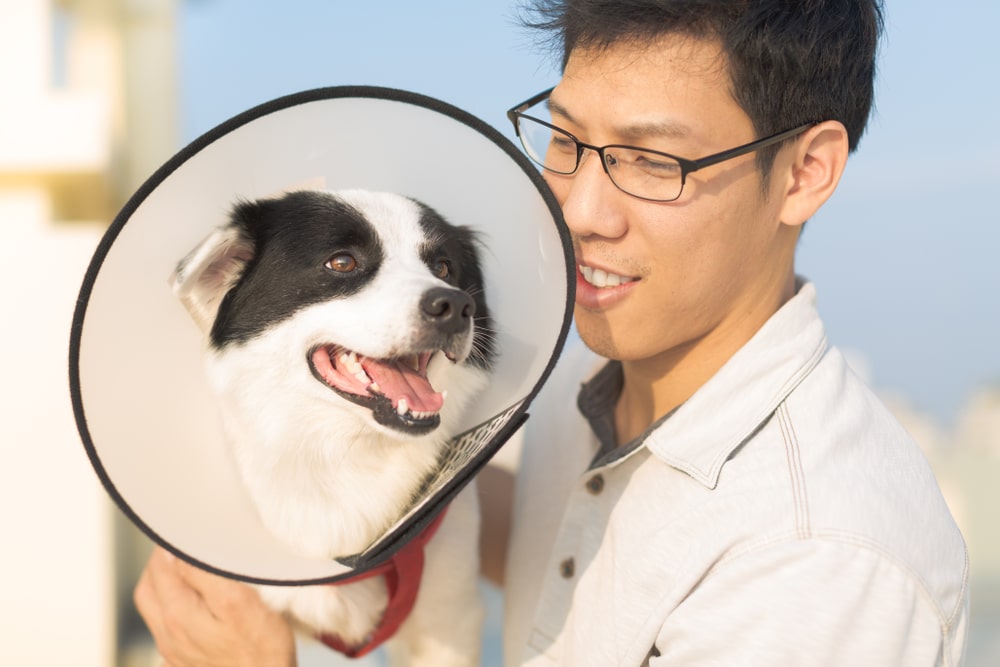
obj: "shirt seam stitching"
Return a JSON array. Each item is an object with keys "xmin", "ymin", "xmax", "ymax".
[
  {"xmin": 777, "ymin": 401, "xmax": 811, "ymax": 538},
  {"xmin": 684, "ymin": 333, "xmax": 829, "ymax": 488},
  {"xmin": 708, "ymin": 530, "xmax": 960, "ymax": 632}
]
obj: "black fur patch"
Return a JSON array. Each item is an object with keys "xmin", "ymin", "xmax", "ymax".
[
  {"xmin": 413, "ymin": 200, "xmax": 495, "ymax": 370},
  {"xmin": 211, "ymin": 191, "xmax": 384, "ymax": 347}
]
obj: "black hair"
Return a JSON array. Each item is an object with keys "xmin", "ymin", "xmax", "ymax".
[{"xmin": 519, "ymin": 0, "xmax": 884, "ymax": 172}]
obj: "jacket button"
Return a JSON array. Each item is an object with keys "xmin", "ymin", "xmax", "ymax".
[
  {"xmin": 559, "ymin": 558, "xmax": 575, "ymax": 579},
  {"xmin": 586, "ymin": 474, "xmax": 605, "ymax": 495}
]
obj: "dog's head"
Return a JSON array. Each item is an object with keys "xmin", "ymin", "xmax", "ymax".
[{"xmin": 171, "ymin": 189, "xmax": 493, "ymax": 438}]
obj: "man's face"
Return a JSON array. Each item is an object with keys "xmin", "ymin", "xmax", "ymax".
[{"xmin": 547, "ymin": 36, "xmax": 799, "ymax": 369}]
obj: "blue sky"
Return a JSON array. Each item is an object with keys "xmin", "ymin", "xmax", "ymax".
[{"xmin": 179, "ymin": 0, "xmax": 1000, "ymax": 426}]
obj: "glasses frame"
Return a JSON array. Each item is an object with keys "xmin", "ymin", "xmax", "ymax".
[{"xmin": 507, "ymin": 87, "xmax": 818, "ymax": 203}]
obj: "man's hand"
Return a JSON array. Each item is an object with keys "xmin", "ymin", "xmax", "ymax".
[{"xmin": 134, "ymin": 546, "xmax": 297, "ymax": 667}]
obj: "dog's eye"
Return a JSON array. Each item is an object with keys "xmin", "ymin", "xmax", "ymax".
[
  {"xmin": 432, "ymin": 258, "xmax": 451, "ymax": 280},
  {"xmin": 326, "ymin": 253, "xmax": 358, "ymax": 273}
]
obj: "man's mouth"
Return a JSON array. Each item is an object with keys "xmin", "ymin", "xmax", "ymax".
[
  {"xmin": 579, "ymin": 264, "xmax": 638, "ymax": 288},
  {"xmin": 309, "ymin": 345, "xmax": 454, "ymax": 434}
]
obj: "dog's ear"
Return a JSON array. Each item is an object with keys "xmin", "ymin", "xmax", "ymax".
[{"xmin": 169, "ymin": 209, "xmax": 256, "ymax": 333}]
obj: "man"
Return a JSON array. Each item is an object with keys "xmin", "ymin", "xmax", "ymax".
[
  {"xmin": 489, "ymin": 1, "xmax": 968, "ymax": 665},
  {"xmin": 135, "ymin": 1, "xmax": 969, "ymax": 665}
]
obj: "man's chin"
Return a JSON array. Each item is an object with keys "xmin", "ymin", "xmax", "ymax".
[{"xmin": 573, "ymin": 312, "xmax": 623, "ymax": 360}]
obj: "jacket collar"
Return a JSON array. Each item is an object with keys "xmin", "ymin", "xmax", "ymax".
[{"xmin": 641, "ymin": 279, "xmax": 828, "ymax": 489}]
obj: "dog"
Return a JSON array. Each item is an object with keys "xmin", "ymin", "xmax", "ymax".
[{"xmin": 170, "ymin": 188, "xmax": 493, "ymax": 665}]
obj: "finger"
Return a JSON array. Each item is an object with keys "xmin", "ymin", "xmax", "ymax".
[
  {"xmin": 148, "ymin": 552, "xmax": 297, "ymax": 665},
  {"xmin": 144, "ymin": 548, "xmax": 218, "ymax": 628},
  {"xmin": 134, "ymin": 548, "xmax": 204, "ymax": 665},
  {"xmin": 134, "ymin": 558, "xmax": 164, "ymax": 637},
  {"xmin": 170, "ymin": 556, "xmax": 262, "ymax": 621}
]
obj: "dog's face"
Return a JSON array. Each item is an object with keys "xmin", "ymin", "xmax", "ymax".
[{"xmin": 172, "ymin": 189, "xmax": 493, "ymax": 438}]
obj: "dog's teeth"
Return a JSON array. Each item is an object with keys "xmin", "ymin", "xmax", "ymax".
[
  {"xmin": 397, "ymin": 398, "xmax": 409, "ymax": 416},
  {"xmin": 441, "ymin": 390, "xmax": 448, "ymax": 402},
  {"xmin": 339, "ymin": 351, "xmax": 362, "ymax": 374},
  {"xmin": 348, "ymin": 354, "xmax": 364, "ymax": 374},
  {"xmin": 368, "ymin": 381, "xmax": 381, "ymax": 394},
  {"xmin": 337, "ymin": 350, "xmax": 371, "ymax": 385}
]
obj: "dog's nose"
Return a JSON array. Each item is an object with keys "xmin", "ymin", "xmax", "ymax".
[{"xmin": 421, "ymin": 287, "xmax": 475, "ymax": 335}]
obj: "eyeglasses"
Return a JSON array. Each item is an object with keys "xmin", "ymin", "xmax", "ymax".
[{"xmin": 507, "ymin": 87, "xmax": 816, "ymax": 203}]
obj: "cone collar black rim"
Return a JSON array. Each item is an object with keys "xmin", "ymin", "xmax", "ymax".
[{"xmin": 69, "ymin": 86, "xmax": 573, "ymax": 584}]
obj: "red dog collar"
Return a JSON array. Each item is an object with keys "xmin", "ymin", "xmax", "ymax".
[{"xmin": 317, "ymin": 507, "xmax": 448, "ymax": 657}]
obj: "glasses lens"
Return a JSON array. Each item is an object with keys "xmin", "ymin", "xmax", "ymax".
[
  {"xmin": 512, "ymin": 96, "xmax": 685, "ymax": 201},
  {"xmin": 604, "ymin": 147, "xmax": 684, "ymax": 202},
  {"xmin": 516, "ymin": 115, "xmax": 579, "ymax": 175}
]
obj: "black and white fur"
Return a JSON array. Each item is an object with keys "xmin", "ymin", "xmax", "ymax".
[{"xmin": 171, "ymin": 189, "xmax": 492, "ymax": 665}]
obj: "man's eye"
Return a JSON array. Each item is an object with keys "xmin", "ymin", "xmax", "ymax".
[
  {"xmin": 325, "ymin": 253, "xmax": 358, "ymax": 273},
  {"xmin": 550, "ymin": 135, "xmax": 577, "ymax": 153},
  {"xmin": 639, "ymin": 157, "xmax": 680, "ymax": 174},
  {"xmin": 624, "ymin": 153, "xmax": 682, "ymax": 179}
]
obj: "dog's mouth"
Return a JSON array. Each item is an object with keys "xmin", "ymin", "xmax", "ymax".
[{"xmin": 309, "ymin": 345, "xmax": 450, "ymax": 434}]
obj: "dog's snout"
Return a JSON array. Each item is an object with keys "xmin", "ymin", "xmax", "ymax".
[{"xmin": 421, "ymin": 287, "xmax": 475, "ymax": 334}]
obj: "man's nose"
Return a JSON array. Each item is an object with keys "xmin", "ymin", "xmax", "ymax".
[{"xmin": 550, "ymin": 149, "xmax": 628, "ymax": 240}]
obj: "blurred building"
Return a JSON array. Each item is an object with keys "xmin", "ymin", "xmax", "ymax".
[
  {"xmin": 956, "ymin": 387, "xmax": 1000, "ymax": 458},
  {"xmin": 0, "ymin": 0, "xmax": 175, "ymax": 665},
  {"xmin": 885, "ymin": 383, "xmax": 1000, "ymax": 665}
]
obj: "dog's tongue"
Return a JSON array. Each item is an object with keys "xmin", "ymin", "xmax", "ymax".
[{"xmin": 362, "ymin": 356, "xmax": 443, "ymax": 414}]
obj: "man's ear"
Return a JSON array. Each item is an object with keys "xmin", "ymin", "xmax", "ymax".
[
  {"xmin": 777, "ymin": 120, "xmax": 850, "ymax": 228},
  {"xmin": 169, "ymin": 212, "xmax": 256, "ymax": 333}
]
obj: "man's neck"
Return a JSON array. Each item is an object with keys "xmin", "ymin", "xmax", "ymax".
[
  {"xmin": 613, "ymin": 273, "xmax": 797, "ymax": 447},
  {"xmin": 614, "ymin": 343, "xmax": 703, "ymax": 447}
]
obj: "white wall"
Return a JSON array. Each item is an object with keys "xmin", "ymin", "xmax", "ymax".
[
  {"xmin": 0, "ymin": 194, "xmax": 112, "ymax": 666},
  {"xmin": 0, "ymin": 1, "xmax": 116, "ymax": 663}
]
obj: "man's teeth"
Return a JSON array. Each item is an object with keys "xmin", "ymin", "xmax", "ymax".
[{"xmin": 580, "ymin": 265, "xmax": 625, "ymax": 288}]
